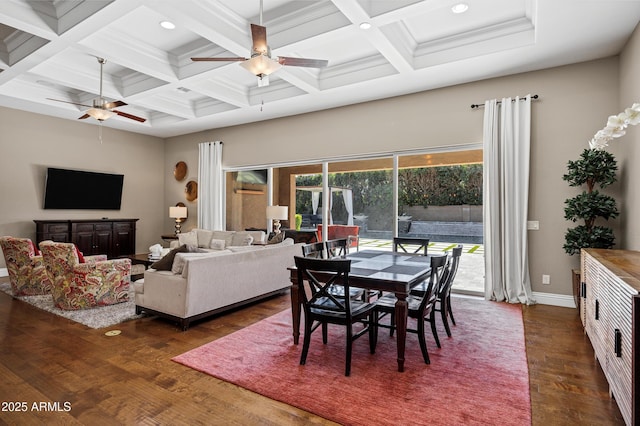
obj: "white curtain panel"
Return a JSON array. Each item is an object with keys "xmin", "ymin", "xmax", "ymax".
[
  {"xmin": 312, "ymin": 192, "xmax": 320, "ymax": 215},
  {"xmin": 197, "ymin": 141, "xmax": 224, "ymax": 230},
  {"xmin": 483, "ymin": 96, "xmax": 535, "ymax": 304},
  {"xmin": 342, "ymin": 189, "xmax": 354, "ymax": 225}
]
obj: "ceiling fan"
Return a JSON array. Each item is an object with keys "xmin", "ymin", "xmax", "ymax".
[
  {"xmin": 191, "ymin": 0, "xmax": 328, "ymax": 87},
  {"xmin": 47, "ymin": 57, "xmax": 146, "ymax": 123}
]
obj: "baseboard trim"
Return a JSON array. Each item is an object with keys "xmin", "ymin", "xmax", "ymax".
[
  {"xmin": 0, "ymin": 268, "xmax": 7, "ymax": 278},
  {"xmin": 533, "ymin": 291, "xmax": 576, "ymax": 308}
]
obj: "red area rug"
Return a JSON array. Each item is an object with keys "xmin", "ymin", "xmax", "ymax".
[{"xmin": 173, "ymin": 297, "xmax": 530, "ymax": 425}]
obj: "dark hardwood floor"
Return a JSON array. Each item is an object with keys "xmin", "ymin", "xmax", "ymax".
[{"xmin": 0, "ymin": 275, "xmax": 625, "ymax": 425}]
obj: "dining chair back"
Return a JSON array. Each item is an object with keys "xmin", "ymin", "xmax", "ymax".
[
  {"xmin": 301, "ymin": 241, "xmax": 326, "ymax": 259},
  {"xmin": 435, "ymin": 244, "xmax": 462, "ymax": 336},
  {"xmin": 294, "ymin": 256, "xmax": 376, "ymax": 376},
  {"xmin": 373, "ymin": 254, "xmax": 448, "ymax": 364},
  {"xmin": 393, "ymin": 237, "xmax": 430, "ymax": 256},
  {"xmin": 325, "ymin": 238, "xmax": 349, "ymax": 258}
]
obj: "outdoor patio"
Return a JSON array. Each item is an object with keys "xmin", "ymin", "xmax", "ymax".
[{"xmin": 358, "ymin": 237, "xmax": 485, "ymax": 295}]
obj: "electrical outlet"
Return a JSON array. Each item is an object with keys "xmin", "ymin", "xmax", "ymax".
[
  {"xmin": 542, "ymin": 274, "xmax": 550, "ymax": 285},
  {"xmin": 527, "ymin": 221, "xmax": 540, "ymax": 230}
]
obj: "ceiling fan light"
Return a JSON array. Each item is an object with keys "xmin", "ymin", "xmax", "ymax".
[
  {"xmin": 240, "ymin": 54, "xmax": 282, "ymax": 77},
  {"xmin": 87, "ymin": 108, "xmax": 115, "ymax": 121}
]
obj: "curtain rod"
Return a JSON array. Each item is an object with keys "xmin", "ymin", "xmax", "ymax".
[{"xmin": 470, "ymin": 94, "xmax": 539, "ymax": 109}]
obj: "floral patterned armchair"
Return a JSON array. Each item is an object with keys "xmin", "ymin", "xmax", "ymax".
[
  {"xmin": 0, "ymin": 236, "xmax": 51, "ymax": 296},
  {"xmin": 38, "ymin": 240, "xmax": 131, "ymax": 310}
]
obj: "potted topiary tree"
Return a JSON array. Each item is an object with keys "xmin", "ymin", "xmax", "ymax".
[{"xmin": 562, "ymin": 148, "xmax": 619, "ymax": 256}]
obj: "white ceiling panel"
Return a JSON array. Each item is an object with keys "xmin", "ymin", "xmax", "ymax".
[{"xmin": 0, "ymin": 0, "xmax": 637, "ymax": 138}]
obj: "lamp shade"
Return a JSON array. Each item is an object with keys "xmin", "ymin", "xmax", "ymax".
[
  {"xmin": 86, "ymin": 108, "xmax": 115, "ymax": 121},
  {"xmin": 239, "ymin": 54, "xmax": 282, "ymax": 77},
  {"xmin": 266, "ymin": 205, "xmax": 288, "ymax": 220},
  {"xmin": 169, "ymin": 206, "xmax": 187, "ymax": 219}
]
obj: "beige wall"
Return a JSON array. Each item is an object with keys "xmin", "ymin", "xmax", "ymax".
[
  {"xmin": 0, "ymin": 107, "xmax": 165, "ymax": 268},
  {"xmin": 166, "ymin": 57, "xmax": 625, "ymax": 298},
  {"xmin": 2, "ymin": 35, "xmax": 638, "ymax": 299},
  {"xmin": 618, "ymin": 23, "xmax": 640, "ymax": 250}
]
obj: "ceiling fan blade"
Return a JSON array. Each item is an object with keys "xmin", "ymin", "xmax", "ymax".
[
  {"xmin": 103, "ymin": 100, "xmax": 127, "ymax": 109},
  {"xmin": 112, "ymin": 110, "xmax": 146, "ymax": 123},
  {"xmin": 278, "ymin": 57, "xmax": 328, "ymax": 68},
  {"xmin": 191, "ymin": 57, "xmax": 247, "ymax": 62},
  {"xmin": 48, "ymin": 98, "xmax": 93, "ymax": 108},
  {"xmin": 251, "ymin": 24, "xmax": 268, "ymax": 55},
  {"xmin": 78, "ymin": 114, "xmax": 90, "ymax": 120}
]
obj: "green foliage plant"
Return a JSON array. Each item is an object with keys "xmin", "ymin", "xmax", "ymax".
[{"xmin": 562, "ymin": 148, "xmax": 619, "ymax": 255}]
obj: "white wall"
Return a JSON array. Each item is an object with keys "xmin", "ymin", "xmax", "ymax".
[{"xmin": 0, "ymin": 107, "xmax": 165, "ymax": 268}]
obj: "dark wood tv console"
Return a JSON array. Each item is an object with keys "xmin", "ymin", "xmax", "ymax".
[{"xmin": 34, "ymin": 219, "xmax": 138, "ymax": 259}]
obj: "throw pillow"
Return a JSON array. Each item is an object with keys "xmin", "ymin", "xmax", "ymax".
[
  {"xmin": 209, "ymin": 239, "xmax": 226, "ymax": 250},
  {"xmin": 211, "ymin": 230, "xmax": 235, "ymax": 248},
  {"xmin": 177, "ymin": 231, "xmax": 198, "ymax": 247},
  {"xmin": 195, "ymin": 229, "xmax": 214, "ymax": 248},
  {"xmin": 267, "ymin": 232, "xmax": 285, "ymax": 245},
  {"xmin": 73, "ymin": 244, "xmax": 85, "ymax": 263},
  {"xmin": 230, "ymin": 232, "xmax": 253, "ymax": 246},
  {"xmin": 151, "ymin": 244, "xmax": 188, "ymax": 271}
]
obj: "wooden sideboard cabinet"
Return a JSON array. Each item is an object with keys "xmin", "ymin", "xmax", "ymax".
[
  {"xmin": 34, "ymin": 219, "xmax": 138, "ymax": 259},
  {"xmin": 581, "ymin": 248, "xmax": 640, "ymax": 426}
]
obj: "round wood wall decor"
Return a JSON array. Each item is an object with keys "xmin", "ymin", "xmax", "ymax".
[
  {"xmin": 185, "ymin": 180, "xmax": 198, "ymax": 201},
  {"xmin": 174, "ymin": 161, "xmax": 187, "ymax": 181}
]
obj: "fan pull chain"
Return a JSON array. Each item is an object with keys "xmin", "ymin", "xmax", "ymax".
[
  {"xmin": 260, "ymin": 99, "xmax": 264, "ymax": 112},
  {"xmin": 98, "ymin": 122, "xmax": 104, "ymax": 144}
]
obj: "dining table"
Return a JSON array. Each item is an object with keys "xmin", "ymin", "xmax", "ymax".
[{"xmin": 288, "ymin": 249, "xmax": 434, "ymax": 372}]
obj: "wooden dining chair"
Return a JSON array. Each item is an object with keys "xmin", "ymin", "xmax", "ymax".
[
  {"xmin": 325, "ymin": 238, "xmax": 349, "ymax": 258},
  {"xmin": 411, "ymin": 245, "xmax": 462, "ymax": 337},
  {"xmin": 373, "ymin": 254, "xmax": 448, "ymax": 364},
  {"xmin": 393, "ymin": 237, "xmax": 430, "ymax": 256},
  {"xmin": 301, "ymin": 241, "xmax": 326, "ymax": 259},
  {"xmin": 294, "ymin": 256, "xmax": 376, "ymax": 376}
]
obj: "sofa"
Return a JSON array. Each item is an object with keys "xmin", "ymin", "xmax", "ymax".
[{"xmin": 135, "ymin": 231, "xmax": 301, "ymax": 330}]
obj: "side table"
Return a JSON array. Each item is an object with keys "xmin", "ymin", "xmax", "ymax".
[{"xmin": 124, "ymin": 253, "xmax": 157, "ymax": 281}]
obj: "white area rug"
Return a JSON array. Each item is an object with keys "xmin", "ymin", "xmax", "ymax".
[{"xmin": 0, "ymin": 282, "xmax": 143, "ymax": 329}]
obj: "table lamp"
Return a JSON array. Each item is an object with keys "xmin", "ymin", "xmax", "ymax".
[
  {"xmin": 266, "ymin": 205, "xmax": 288, "ymax": 234},
  {"xmin": 169, "ymin": 206, "xmax": 188, "ymax": 235}
]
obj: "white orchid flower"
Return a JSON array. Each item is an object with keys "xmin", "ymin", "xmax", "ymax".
[
  {"xmin": 587, "ymin": 102, "xmax": 639, "ymax": 148},
  {"xmin": 625, "ymin": 103, "xmax": 640, "ymax": 125}
]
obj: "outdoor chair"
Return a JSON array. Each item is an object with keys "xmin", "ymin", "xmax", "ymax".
[
  {"xmin": 294, "ymin": 256, "xmax": 376, "ymax": 376},
  {"xmin": 0, "ymin": 236, "xmax": 51, "ymax": 296},
  {"xmin": 373, "ymin": 254, "xmax": 448, "ymax": 364},
  {"xmin": 39, "ymin": 240, "xmax": 131, "ymax": 310}
]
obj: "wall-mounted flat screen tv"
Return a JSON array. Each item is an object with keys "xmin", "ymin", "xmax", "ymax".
[{"xmin": 44, "ymin": 167, "xmax": 124, "ymax": 210}]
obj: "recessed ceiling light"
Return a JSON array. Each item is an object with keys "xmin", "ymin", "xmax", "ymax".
[
  {"xmin": 160, "ymin": 20, "xmax": 175, "ymax": 30},
  {"xmin": 359, "ymin": 22, "xmax": 372, "ymax": 30},
  {"xmin": 451, "ymin": 3, "xmax": 469, "ymax": 14}
]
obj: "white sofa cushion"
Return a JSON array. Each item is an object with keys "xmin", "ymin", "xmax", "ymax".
[
  {"xmin": 195, "ymin": 229, "xmax": 214, "ymax": 248},
  {"xmin": 171, "ymin": 251, "xmax": 231, "ymax": 275},
  {"xmin": 230, "ymin": 232, "xmax": 253, "ymax": 246},
  {"xmin": 246, "ymin": 230, "xmax": 266, "ymax": 244},
  {"xmin": 211, "ymin": 230, "xmax": 235, "ymax": 247},
  {"xmin": 177, "ymin": 231, "xmax": 198, "ymax": 247},
  {"xmin": 209, "ymin": 239, "xmax": 226, "ymax": 250}
]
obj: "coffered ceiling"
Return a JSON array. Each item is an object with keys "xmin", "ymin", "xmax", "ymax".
[{"xmin": 0, "ymin": 0, "xmax": 639, "ymax": 138}]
